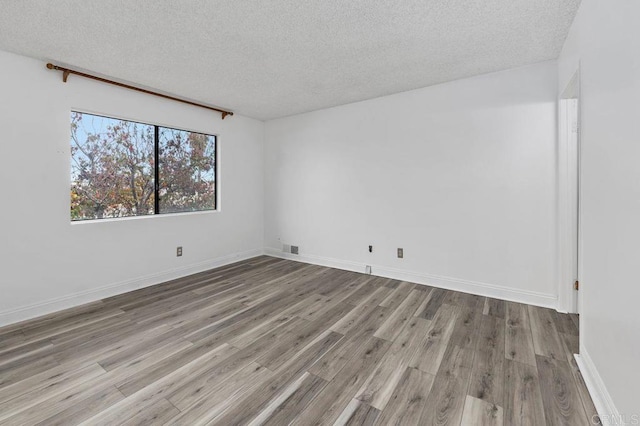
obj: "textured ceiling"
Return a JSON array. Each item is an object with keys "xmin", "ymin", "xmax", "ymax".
[{"xmin": 0, "ymin": 0, "xmax": 581, "ymax": 120}]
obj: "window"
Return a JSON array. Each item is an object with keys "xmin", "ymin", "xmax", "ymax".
[{"xmin": 70, "ymin": 112, "xmax": 216, "ymax": 221}]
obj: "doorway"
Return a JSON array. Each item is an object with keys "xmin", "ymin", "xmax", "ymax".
[{"xmin": 558, "ymin": 70, "xmax": 581, "ymax": 314}]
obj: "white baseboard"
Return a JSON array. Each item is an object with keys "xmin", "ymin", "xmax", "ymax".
[
  {"xmin": 0, "ymin": 248, "xmax": 264, "ymax": 328},
  {"xmin": 264, "ymin": 248, "xmax": 557, "ymax": 309},
  {"xmin": 575, "ymin": 349, "xmax": 622, "ymax": 426},
  {"xmin": 1, "ymin": 246, "xmax": 558, "ymax": 327}
]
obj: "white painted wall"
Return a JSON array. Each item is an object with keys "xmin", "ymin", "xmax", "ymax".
[
  {"xmin": 558, "ymin": 0, "xmax": 640, "ymax": 419},
  {"xmin": 0, "ymin": 49, "xmax": 264, "ymax": 326},
  {"xmin": 265, "ymin": 61, "xmax": 559, "ymax": 307}
]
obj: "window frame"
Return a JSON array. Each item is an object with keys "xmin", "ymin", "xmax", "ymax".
[{"xmin": 70, "ymin": 110, "xmax": 218, "ymax": 222}]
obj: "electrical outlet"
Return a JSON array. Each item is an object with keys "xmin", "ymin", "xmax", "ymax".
[
  {"xmin": 177, "ymin": 246, "xmax": 183, "ymax": 257},
  {"xmin": 368, "ymin": 245, "xmax": 373, "ymax": 253},
  {"xmin": 397, "ymin": 248, "xmax": 403, "ymax": 258},
  {"xmin": 291, "ymin": 245, "xmax": 299, "ymax": 255}
]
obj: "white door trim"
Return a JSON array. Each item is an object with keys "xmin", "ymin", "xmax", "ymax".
[{"xmin": 557, "ymin": 67, "xmax": 581, "ymax": 314}]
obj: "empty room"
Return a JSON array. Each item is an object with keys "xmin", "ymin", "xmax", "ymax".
[{"xmin": 0, "ymin": 0, "xmax": 638, "ymax": 425}]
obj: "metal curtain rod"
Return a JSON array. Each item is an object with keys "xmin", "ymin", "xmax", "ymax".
[{"xmin": 46, "ymin": 63, "xmax": 234, "ymax": 119}]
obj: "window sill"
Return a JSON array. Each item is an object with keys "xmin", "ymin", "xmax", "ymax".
[{"xmin": 70, "ymin": 209, "xmax": 219, "ymax": 225}]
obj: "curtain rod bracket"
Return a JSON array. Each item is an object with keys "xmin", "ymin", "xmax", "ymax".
[{"xmin": 45, "ymin": 62, "xmax": 233, "ymax": 119}]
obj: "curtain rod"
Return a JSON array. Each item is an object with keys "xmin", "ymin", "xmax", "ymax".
[{"xmin": 46, "ymin": 63, "xmax": 233, "ymax": 120}]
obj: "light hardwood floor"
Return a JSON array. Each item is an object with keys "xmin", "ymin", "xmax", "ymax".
[{"xmin": 0, "ymin": 256, "xmax": 600, "ymax": 425}]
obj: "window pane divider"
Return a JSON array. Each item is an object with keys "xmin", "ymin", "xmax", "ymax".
[{"xmin": 154, "ymin": 126, "xmax": 160, "ymax": 215}]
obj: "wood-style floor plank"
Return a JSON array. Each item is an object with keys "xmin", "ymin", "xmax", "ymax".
[
  {"xmin": 536, "ymin": 355, "xmax": 591, "ymax": 425},
  {"xmin": 415, "ymin": 288, "xmax": 448, "ymax": 320},
  {"xmin": 376, "ymin": 367, "xmax": 436, "ymax": 425},
  {"xmin": 251, "ymin": 373, "xmax": 327, "ymax": 426},
  {"xmin": 505, "ymin": 302, "xmax": 537, "ymax": 367},
  {"xmin": 0, "ymin": 256, "xmax": 596, "ymax": 426},
  {"xmin": 114, "ymin": 341, "xmax": 238, "ymax": 397},
  {"xmin": 211, "ymin": 330, "xmax": 342, "ymax": 425},
  {"xmin": 503, "ymin": 359, "xmax": 546, "ymax": 426},
  {"xmin": 291, "ymin": 336, "xmax": 390, "ymax": 425},
  {"xmin": 33, "ymin": 385, "xmax": 125, "ymax": 426},
  {"xmin": 0, "ymin": 363, "xmax": 106, "ymax": 421},
  {"xmin": 566, "ymin": 356, "xmax": 602, "ymax": 425},
  {"xmin": 355, "ymin": 316, "xmax": 430, "ymax": 410},
  {"xmin": 164, "ymin": 362, "xmax": 273, "ymax": 425},
  {"xmin": 418, "ymin": 341, "xmax": 475, "ymax": 426},
  {"xmin": 375, "ymin": 288, "xmax": 429, "ymax": 342},
  {"xmin": 468, "ymin": 315, "xmax": 505, "ymax": 406},
  {"xmin": 528, "ymin": 306, "xmax": 566, "ymax": 360},
  {"xmin": 334, "ymin": 398, "xmax": 380, "ymax": 425},
  {"xmin": 379, "ymin": 281, "xmax": 415, "ymax": 308},
  {"xmin": 483, "ymin": 297, "xmax": 506, "ymax": 319},
  {"xmin": 308, "ymin": 305, "xmax": 387, "ymax": 382},
  {"xmin": 460, "ymin": 395, "xmax": 504, "ymax": 426},
  {"xmin": 408, "ymin": 303, "xmax": 459, "ymax": 374},
  {"xmin": 419, "ymin": 372, "xmax": 467, "ymax": 426}
]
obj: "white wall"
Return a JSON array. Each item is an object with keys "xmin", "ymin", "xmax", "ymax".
[
  {"xmin": 0, "ymin": 49, "xmax": 264, "ymax": 326},
  {"xmin": 558, "ymin": 0, "xmax": 640, "ymax": 419},
  {"xmin": 265, "ymin": 61, "xmax": 559, "ymax": 307}
]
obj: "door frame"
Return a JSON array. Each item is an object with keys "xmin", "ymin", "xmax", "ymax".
[{"xmin": 557, "ymin": 68, "xmax": 582, "ymax": 314}]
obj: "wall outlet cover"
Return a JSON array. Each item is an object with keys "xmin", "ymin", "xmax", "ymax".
[{"xmin": 397, "ymin": 248, "xmax": 403, "ymax": 258}]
